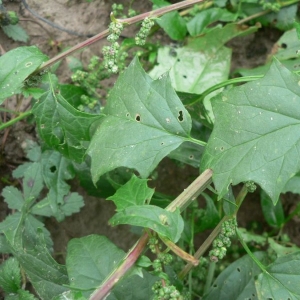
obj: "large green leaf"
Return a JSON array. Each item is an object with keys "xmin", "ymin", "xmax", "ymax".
[
  {"xmin": 88, "ymin": 56, "xmax": 193, "ymax": 182},
  {"xmin": 66, "ymin": 235, "xmax": 156, "ymax": 299},
  {"xmin": 149, "ymin": 24, "xmax": 258, "ymax": 95},
  {"xmin": 3, "ymin": 200, "xmax": 68, "ymax": 299},
  {"xmin": 201, "ymin": 59, "xmax": 300, "ymax": 203},
  {"xmin": 32, "ymin": 74, "xmax": 101, "ymax": 162},
  {"xmin": 203, "ymin": 252, "xmax": 266, "ymax": 300},
  {"xmin": 0, "ymin": 46, "xmax": 47, "ymax": 104},
  {"xmin": 109, "ymin": 205, "xmax": 184, "ymax": 243},
  {"xmin": 256, "ymin": 251, "xmax": 300, "ymax": 299},
  {"xmin": 107, "ymin": 174, "xmax": 154, "ymax": 211}
]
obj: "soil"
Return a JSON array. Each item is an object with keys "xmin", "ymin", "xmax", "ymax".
[{"xmin": 1, "ymin": 0, "xmax": 300, "ymax": 298}]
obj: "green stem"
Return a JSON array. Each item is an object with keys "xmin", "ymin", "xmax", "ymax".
[
  {"xmin": 0, "ymin": 111, "xmax": 32, "ymax": 131},
  {"xmin": 178, "ymin": 183, "xmax": 248, "ymax": 279},
  {"xmin": 203, "ymin": 262, "xmax": 216, "ymax": 294},
  {"xmin": 189, "ymin": 75, "xmax": 263, "ymax": 105},
  {"xmin": 178, "ymin": 215, "xmax": 229, "ymax": 279},
  {"xmin": 238, "ymin": 0, "xmax": 300, "ymax": 24},
  {"xmin": 38, "ymin": 0, "xmax": 205, "ymax": 72},
  {"xmin": 236, "ymin": 228, "xmax": 266, "ymax": 272}
]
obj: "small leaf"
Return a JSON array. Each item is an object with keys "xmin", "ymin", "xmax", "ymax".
[
  {"xmin": 23, "ymin": 162, "xmax": 43, "ymax": 200},
  {"xmin": 256, "ymin": 251, "xmax": 300, "ymax": 299},
  {"xmin": 260, "ymin": 190, "xmax": 285, "ymax": 228},
  {"xmin": 0, "ymin": 257, "xmax": 21, "ymax": 293},
  {"xmin": 156, "ymin": 11, "xmax": 187, "ymax": 40},
  {"xmin": 88, "ymin": 56, "xmax": 192, "ymax": 182},
  {"xmin": 203, "ymin": 252, "xmax": 267, "ymax": 300},
  {"xmin": 32, "ymin": 74, "xmax": 102, "ymax": 162},
  {"xmin": 1, "ymin": 186, "xmax": 24, "ymax": 210},
  {"xmin": 201, "ymin": 59, "xmax": 300, "ymax": 203},
  {"xmin": 1, "ymin": 24, "xmax": 29, "ymax": 42},
  {"xmin": 196, "ymin": 193, "xmax": 220, "ymax": 232},
  {"xmin": 187, "ymin": 8, "xmax": 223, "ymax": 36},
  {"xmin": 109, "ymin": 205, "xmax": 184, "ymax": 243},
  {"xmin": 107, "ymin": 174, "xmax": 154, "ymax": 211},
  {"xmin": 0, "ymin": 46, "xmax": 48, "ymax": 104}
]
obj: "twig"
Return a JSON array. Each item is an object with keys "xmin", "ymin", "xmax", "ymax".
[{"xmin": 38, "ymin": 0, "xmax": 204, "ymax": 72}]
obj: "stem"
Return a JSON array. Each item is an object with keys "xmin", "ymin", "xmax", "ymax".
[
  {"xmin": 237, "ymin": 0, "xmax": 300, "ymax": 24},
  {"xmin": 166, "ymin": 169, "xmax": 213, "ymax": 213},
  {"xmin": 178, "ymin": 183, "xmax": 249, "ymax": 279},
  {"xmin": 236, "ymin": 228, "xmax": 266, "ymax": 272},
  {"xmin": 178, "ymin": 215, "xmax": 228, "ymax": 279},
  {"xmin": 203, "ymin": 262, "xmax": 216, "ymax": 294},
  {"xmin": 90, "ymin": 169, "xmax": 213, "ymax": 299},
  {"xmin": 189, "ymin": 75, "xmax": 263, "ymax": 105},
  {"xmin": 38, "ymin": 0, "xmax": 204, "ymax": 72},
  {"xmin": 0, "ymin": 111, "xmax": 32, "ymax": 131},
  {"xmin": 89, "ymin": 232, "xmax": 150, "ymax": 300},
  {"xmin": 159, "ymin": 235, "xmax": 199, "ymax": 266}
]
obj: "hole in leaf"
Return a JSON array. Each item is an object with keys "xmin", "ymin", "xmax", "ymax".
[
  {"xmin": 27, "ymin": 179, "xmax": 34, "ymax": 187},
  {"xmin": 50, "ymin": 166, "xmax": 57, "ymax": 173},
  {"xmin": 220, "ymin": 146, "xmax": 224, "ymax": 151},
  {"xmin": 281, "ymin": 43, "xmax": 287, "ymax": 49},
  {"xmin": 237, "ymin": 267, "xmax": 241, "ymax": 272},
  {"xmin": 177, "ymin": 58, "xmax": 180, "ymax": 62},
  {"xmin": 126, "ymin": 113, "xmax": 130, "ymax": 117},
  {"xmin": 189, "ymin": 155, "xmax": 194, "ymax": 160},
  {"xmin": 213, "ymin": 284, "xmax": 217, "ymax": 288},
  {"xmin": 135, "ymin": 114, "xmax": 141, "ymax": 122},
  {"xmin": 161, "ymin": 142, "xmax": 164, "ymax": 146},
  {"xmin": 178, "ymin": 110, "xmax": 184, "ymax": 122},
  {"xmin": 183, "ymin": 75, "xmax": 187, "ymax": 79}
]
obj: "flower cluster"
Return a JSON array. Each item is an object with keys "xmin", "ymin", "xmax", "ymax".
[
  {"xmin": 259, "ymin": 0, "xmax": 281, "ymax": 12},
  {"xmin": 103, "ymin": 21, "xmax": 124, "ymax": 74},
  {"xmin": 152, "ymin": 280, "xmax": 181, "ymax": 300},
  {"xmin": 135, "ymin": 17, "xmax": 155, "ymax": 46},
  {"xmin": 209, "ymin": 218, "xmax": 237, "ymax": 262}
]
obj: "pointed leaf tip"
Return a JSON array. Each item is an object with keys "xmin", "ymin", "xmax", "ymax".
[{"xmin": 202, "ymin": 59, "xmax": 300, "ymax": 203}]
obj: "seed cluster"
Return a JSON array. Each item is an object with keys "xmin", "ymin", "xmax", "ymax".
[{"xmin": 209, "ymin": 218, "xmax": 237, "ymax": 262}]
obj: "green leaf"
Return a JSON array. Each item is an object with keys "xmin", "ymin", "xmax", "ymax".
[
  {"xmin": 196, "ymin": 193, "xmax": 220, "ymax": 232},
  {"xmin": 59, "ymin": 84, "xmax": 86, "ymax": 108},
  {"xmin": 256, "ymin": 251, "xmax": 300, "ymax": 299},
  {"xmin": 88, "ymin": 56, "xmax": 192, "ymax": 182},
  {"xmin": 0, "ymin": 213, "xmax": 53, "ymax": 251},
  {"xmin": 260, "ymin": 190, "xmax": 284, "ymax": 228},
  {"xmin": 1, "ymin": 186, "xmax": 24, "ymax": 210},
  {"xmin": 23, "ymin": 162, "xmax": 43, "ymax": 200},
  {"xmin": 32, "ymin": 74, "xmax": 101, "ymax": 162},
  {"xmin": 109, "ymin": 205, "xmax": 184, "ymax": 242},
  {"xmin": 0, "ymin": 46, "xmax": 47, "ymax": 104},
  {"xmin": 149, "ymin": 24, "xmax": 258, "ymax": 95},
  {"xmin": 156, "ymin": 11, "xmax": 187, "ymax": 40},
  {"xmin": 66, "ymin": 235, "xmax": 156, "ymax": 299},
  {"xmin": 201, "ymin": 59, "xmax": 300, "ymax": 203},
  {"xmin": 6, "ymin": 289, "xmax": 39, "ymax": 300},
  {"xmin": 107, "ymin": 174, "xmax": 154, "ymax": 211},
  {"xmin": 1, "ymin": 24, "xmax": 29, "ymax": 42},
  {"xmin": 0, "ymin": 257, "xmax": 21, "ymax": 293},
  {"xmin": 203, "ymin": 252, "xmax": 266, "ymax": 300},
  {"xmin": 187, "ymin": 8, "xmax": 223, "ymax": 36},
  {"xmin": 282, "ymin": 173, "xmax": 300, "ymax": 194},
  {"xmin": 168, "ymin": 141, "xmax": 202, "ymax": 168},
  {"xmin": 268, "ymin": 238, "xmax": 300, "ymax": 258},
  {"xmin": 152, "ymin": 0, "xmax": 186, "ymax": 40},
  {"xmin": 31, "ymin": 192, "xmax": 84, "ymax": 221}
]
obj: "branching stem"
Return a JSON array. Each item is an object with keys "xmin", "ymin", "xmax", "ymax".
[
  {"xmin": 90, "ymin": 169, "xmax": 213, "ymax": 300},
  {"xmin": 38, "ymin": 0, "xmax": 204, "ymax": 72}
]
